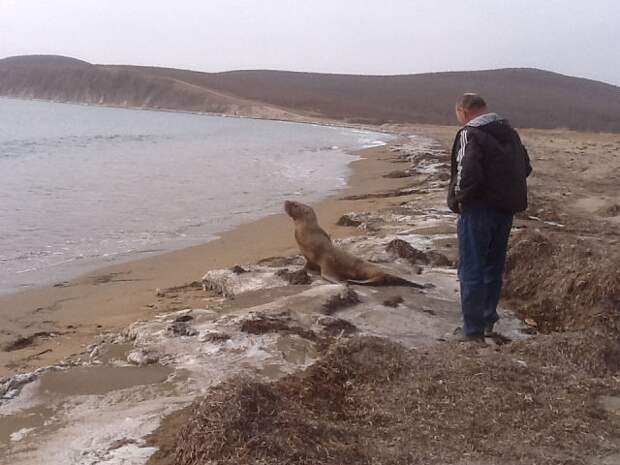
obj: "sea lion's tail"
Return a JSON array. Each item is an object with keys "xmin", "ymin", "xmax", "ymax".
[{"xmin": 348, "ymin": 274, "xmax": 427, "ymax": 289}]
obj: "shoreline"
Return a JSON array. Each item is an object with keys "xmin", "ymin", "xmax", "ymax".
[
  {"xmin": 2, "ymin": 122, "xmax": 619, "ymax": 464},
  {"xmin": 0, "ymin": 95, "xmax": 397, "ymax": 135},
  {"xmin": 0, "ymin": 134, "xmax": 414, "ymax": 378},
  {"xmin": 0, "ymin": 96, "xmax": 396, "ymax": 296}
]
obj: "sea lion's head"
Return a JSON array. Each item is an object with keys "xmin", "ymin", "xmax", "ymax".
[{"xmin": 284, "ymin": 200, "xmax": 317, "ymax": 222}]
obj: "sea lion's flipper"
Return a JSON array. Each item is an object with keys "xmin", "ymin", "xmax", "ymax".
[
  {"xmin": 349, "ymin": 275, "xmax": 425, "ymax": 289},
  {"xmin": 321, "ymin": 272, "xmax": 343, "ymax": 284},
  {"xmin": 320, "ymin": 261, "xmax": 345, "ymax": 284},
  {"xmin": 347, "ymin": 278, "xmax": 375, "ymax": 285},
  {"xmin": 303, "ymin": 258, "xmax": 321, "ymax": 273}
]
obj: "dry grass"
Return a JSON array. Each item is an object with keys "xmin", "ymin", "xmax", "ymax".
[
  {"xmin": 503, "ymin": 229, "xmax": 620, "ymax": 334},
  {"xmin": 153, "ymin": 337, "xmax": 619, "ymax": 465}
]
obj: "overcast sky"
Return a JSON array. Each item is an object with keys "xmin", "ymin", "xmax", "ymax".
[{"xmin": 1, "ymin": 0, "xmax": 619, "ymax": 85}]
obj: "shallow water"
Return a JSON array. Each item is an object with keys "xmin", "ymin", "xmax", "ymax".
[{"xmin": 0, "ymin": 98, "xmax": 392, "ymax": 293}]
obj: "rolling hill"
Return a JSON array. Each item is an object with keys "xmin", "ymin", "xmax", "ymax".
[{"xmin": 1, "ymin": 55, "xmax": 619, "ymax": 131}]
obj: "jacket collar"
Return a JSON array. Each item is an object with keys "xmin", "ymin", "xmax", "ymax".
[{"xmin": 466, "ymin": 112, "xmax": 501, "ymax": 128}]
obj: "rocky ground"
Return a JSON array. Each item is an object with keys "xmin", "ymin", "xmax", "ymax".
[{"xmin": 1, "ymin": 129, "xmax": 618, "ymax": 465}]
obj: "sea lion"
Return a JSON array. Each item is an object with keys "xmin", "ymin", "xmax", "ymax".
[{"xmin": 284, "ymin": 200, "xmax": 424, "ymax": 288}]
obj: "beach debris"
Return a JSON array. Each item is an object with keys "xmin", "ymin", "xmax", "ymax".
[
  {"xmin": 240, "ymin": 313, "xmax": 316, "ymax": 341},
  {"xmin": 317, "ymin": 316, "xmax": 358, "ymax": 337},
  {"xmin": 202, "ymin": 267, "xmax": 290, "ymax": 297},
  {"xmin": 230, "ymin": 265, "xmax": 248, "ymax": 274},
  {"xmin": 256, "ymin": 255, "xmax": 305, "ymax": 267},
  {"xmin": 386, "ymin": 238, "xmax": 452, "ymax": 267},
  {"xmin": 436, "ymin": 171, "xmax": 451, "ymax": 181},
  {"xmin": 127, "ymin": 349, "xmax": 160, "ymax": 366},
  {"xmin": 155, "ymin": 288, "xmax": 165, "ymax": 297},
  {"xmin": 108, "ymin": 437, "xmax": 138, "ymax": 450},
  {"xmin": 386, "ymin": 238, "xmax": 427, "ymax": 263},
  {"xmin": 166, "ymin": 322, "xmax": 198, "ymax": 337},
  {"xmin": 199, "ymin": 332, "xmax": 231, "ymax": 344},
  {"xmin": 1, "ymin": 331, "xmax": 57, "ymax": 352},
  {"xmin": 383, "ymin": 169, "xmax": 413, "ymax": 178},
  {"xmin": 597, "ymin": 204, "xmax": 620, "ymax": 217},
  {"xmin": 425, "ymin": 251, "xmax": 452, "ymax": 267},
  {"xmin": 411, "ymin": 160, "xmax": 448, "ymax": 176},
  {"xmin": 174, "ymin": 314, "xmax": 194, "ymax": 323},
  {"xmin": 340, "ymin": 187, "xmax": 423, "ymax": 201},
  {"xmin": 336, "ymin": 213, "xmax": 363, "ymax": 227},
  {"xmin": 9, "ymin": 427, "xmax": 36, "ymax": 442},
  {"xmin": 321, "ymin": 286, "xmax": 361, "ymax": 315},
  {"xmin": 0, "ymin": 366, "xmax": 59, "ymax": 402},
  {"xmin": 166, "ymin": 335, "xmax": 620, "ymax": 465},
  {"xmin": 88, "ymin": 345, "xmax": 100, "ymax": 361},
  {"xmin": 504, "ymin": 229, "xmax": 620, "ymax": 334},
  {"xmin": 527, "ymin": 215, "xmax": 565, "ymax": 228},
  {"xmin": 1, "ymin": 372, "xmax": 38, "ymax": 401},
  {"xmin": 275, "ymin": 268, "xmax": 312, "ymax": 285},
  {"xmin": 336, "ymin": 211, "xmax": 386, "ymax": 231},
  {"xmin": 383, "ymin": 295, "xmax": 404, "ymax": 307}
]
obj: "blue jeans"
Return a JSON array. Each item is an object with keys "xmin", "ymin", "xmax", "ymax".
[{"xmin": 457, "ymin": 205, "xmax": 513, "ymax": 336}]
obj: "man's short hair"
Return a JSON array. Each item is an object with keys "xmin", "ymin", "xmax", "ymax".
[{"xmin": 456, "ymin": 93, "xmax": 487, "ymax": 110}]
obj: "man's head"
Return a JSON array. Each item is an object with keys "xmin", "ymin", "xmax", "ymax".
[{"xmin": 455, "ymin": 93, "xmax": 488, "ymax": 126}]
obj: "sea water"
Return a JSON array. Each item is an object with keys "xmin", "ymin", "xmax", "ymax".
[{"xmin": 0, "ymin": 98, "xmax": 392, "ymax": 293}]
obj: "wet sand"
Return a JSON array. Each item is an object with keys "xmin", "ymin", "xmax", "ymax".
[{"xmin": 0, "ymin": 136, "xmax": 418, "ymax": 378}]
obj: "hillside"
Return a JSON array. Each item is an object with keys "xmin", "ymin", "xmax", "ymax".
[
  {"xmin": 0, "ymin": 55, "xmax": 300, "ymax": 121},
  {"xmin": 1, "ymin": 55, "xmax": 620, "ymax": 131}
]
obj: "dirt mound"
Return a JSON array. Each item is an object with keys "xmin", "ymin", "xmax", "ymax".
[
  {"xmin": 149, "ymin": 336, "xmax": 619, "ymax": 465},
  {"xmin": 503, "ymin": 230, "xmax": 620, "ymax": 333}
]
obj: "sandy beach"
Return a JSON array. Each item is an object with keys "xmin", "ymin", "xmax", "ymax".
[
  {"xmin": 0, "ymin": 132, "xmax": 417, "ymax": 378},
  {"xmin": 1, "ymin": 122, "xmax": 619, "ymax": 465}
]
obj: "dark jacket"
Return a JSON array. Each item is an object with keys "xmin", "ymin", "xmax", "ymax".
[{"xmin": 447, "ymin": 113, "xmax": 532, "ymax": 214}]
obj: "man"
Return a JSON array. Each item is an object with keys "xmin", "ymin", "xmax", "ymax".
[{"xmin": 448, "ymin": 93, "xmax": 532, "ymax": 342}]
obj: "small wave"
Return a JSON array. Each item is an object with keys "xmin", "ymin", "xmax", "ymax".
[
  {"xmin": 360, "ymin": 139, "xmax": 388, "ymax": 148},
  {"xmin": 16, "ymin": 267, "xmax": 38, "ymax": 274}
]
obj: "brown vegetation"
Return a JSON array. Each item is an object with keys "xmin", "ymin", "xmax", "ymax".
[
  {"xmin": 148, "ymin": 337, "xmax": 619, "ymax": 465},
  {"xmin": 240, "ymin": 313, "xmax": 317, "ymax": 341},
  {"xmin": 503, "ymin": 229, "xmax": 620, "ymax": 334}
]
